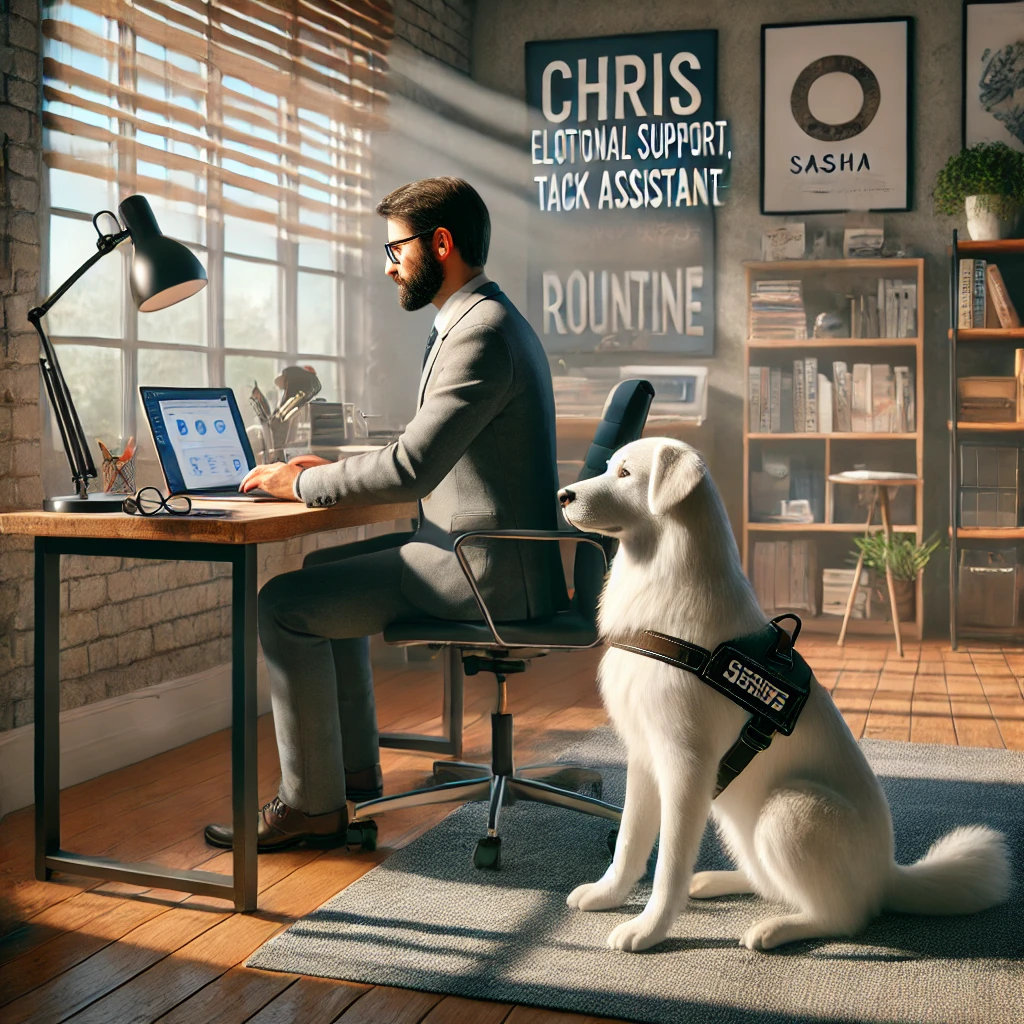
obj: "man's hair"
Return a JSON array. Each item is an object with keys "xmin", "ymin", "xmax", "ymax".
[{"xmin": 376, "ymin": 177, "xmax": 490, "ymax": 267}]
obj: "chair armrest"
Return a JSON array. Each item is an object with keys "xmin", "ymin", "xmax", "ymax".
[{"xmin": 451, "ymin": 529, "xmax": 608, "ymax": 649}]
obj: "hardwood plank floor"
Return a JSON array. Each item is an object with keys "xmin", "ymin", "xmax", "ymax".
[{"xmin": 1, "ymin": 639, "xmax": 1022, "ymax": 1024}]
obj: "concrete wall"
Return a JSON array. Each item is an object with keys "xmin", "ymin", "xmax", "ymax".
[
  {"xmin": 0, "ymin": 1, "xmax": 470, "ymax": 731},
  {"xmin": 471, "ymin": 0, "xmax": 964, "ymax": 636}
]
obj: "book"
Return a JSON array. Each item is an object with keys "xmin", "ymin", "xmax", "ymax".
[
  {"xmin": 793, "ymin": 359, "xmax": 805, "ymax": 435},
  {"xmin": 821, "ymin": 567, "xmax": 871, "ymax": 618},
  {"xmin": 851, "ymin": 363, "xmax": 872, "ymax": 432},
  {"xmin": 871, "ymin": 363, "xmax": 895, "ymax": 432},
  {"xmin": 958, "ymin": 259, "xmax": 974, "ymax": 330},
  {"xmin": 973, "ymin": 259, "xmax": 987, "ymax": 328},
  {"xmin": 748, "ymin": 366, "xmax": 761, "ymax": 433},
  {"xmin": 759, "ymin": 366, "xmax": 771, "ymax": 432},
  {"xmin": 988, "ymin": 265, "xmax": 1021, "ymax": 328},
  {"xmin": 832, "ymin": 361, "xmax": 852, "ymax": 432},
  {"xmin": 804, "ymin": 357, "xmax": 818, "ymax": 432},
  {"xmin": 1016, "ymin": 349, "xmax": 1024, "ymax": 422},
  {"xmin": 769, "ymin": 367, "xmax": 782, "ymax": 433},
  {"xmin": 818, "ymin": 373, "xmax": 833, "ymax": 434},
  {"xmin": 898, "ymin": 282, "xmax": 917, "ymax": 338},
  {"xmin": 774, "ymin": 540, "xmax": 791, "ymax": 608},
  {"xmin": 894, "ymin": 366, "xmax": 915, "ymax": 432},
  {"xmin": 780, "ymin": 371, "xmax": 794, "ymax": 433}
]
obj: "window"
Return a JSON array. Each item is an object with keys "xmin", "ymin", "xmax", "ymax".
[{"xmin": 41, "ymin": 0, "xmax": 392, "ymax": 457}]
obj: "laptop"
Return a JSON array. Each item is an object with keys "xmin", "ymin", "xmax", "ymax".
[{"xmin": 139, "ymin": 386, "xmax": 279, "ymax": 501}]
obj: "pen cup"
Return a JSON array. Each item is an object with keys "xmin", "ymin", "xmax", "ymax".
[{"xmin": 100, "ymin": 447, "xmax": 136, "ymax": 494}]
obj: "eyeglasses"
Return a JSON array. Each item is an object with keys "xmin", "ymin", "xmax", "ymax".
[
  {"xmin": 384, "ymin": 227, "xmax": 437, "ymax": 265},
  {"xmin": 122, "ymin": 487, "xmax": 192, "ymax": 516}
]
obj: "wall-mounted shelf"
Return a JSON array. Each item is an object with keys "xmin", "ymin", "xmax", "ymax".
[
  {"xmin": 749, "ymin": 337, "xmax": 920, "ymax": 349},
  {"xmin": 749, "ymin": 523, "xmax": 918, "ymax": 533},
  {"xmin": 749, "ymin": 432, "xmax": 916, "ymax": 440},
  {"xmin": 947, "ymin": 328, "xmax": 1024, "ymax": 342}
]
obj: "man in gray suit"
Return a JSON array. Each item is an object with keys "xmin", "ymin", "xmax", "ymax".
[{"xmin": 205, "ymin": 177, "xmax": 567, "ymax": 851}]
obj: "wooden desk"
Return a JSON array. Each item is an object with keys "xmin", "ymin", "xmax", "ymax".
[{"xmin": 0, "ymin": 500, "xmax": 416, "ymax": 911}]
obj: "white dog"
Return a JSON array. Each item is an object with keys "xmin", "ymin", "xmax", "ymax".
[{"xmin": 561, "ymin": 437, "xmax": 1010, "ymax": 952}]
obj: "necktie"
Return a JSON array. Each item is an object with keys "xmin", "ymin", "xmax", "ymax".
[{"xmin": 422, "ymin": 325, "xmax": 438, "ymax": 369}]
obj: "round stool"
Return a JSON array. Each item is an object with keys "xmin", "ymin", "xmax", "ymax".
[{"xmin": 828, "ymin": 471, "xmax": 921, "ymax": 657}]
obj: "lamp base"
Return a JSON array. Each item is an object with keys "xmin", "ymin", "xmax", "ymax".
[{"xmin": 44, "ymin": 492, "xmax": 126, "ymax": 514}]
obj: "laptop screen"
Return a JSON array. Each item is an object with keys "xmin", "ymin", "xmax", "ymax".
[{"xmin": 140, "ymin": 387, "xmax": 256, "ymax": 495}]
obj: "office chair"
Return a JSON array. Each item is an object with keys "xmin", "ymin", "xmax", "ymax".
[{"xmin": 354, "ymin": 379, "xmax": 655, "ymax": 869}]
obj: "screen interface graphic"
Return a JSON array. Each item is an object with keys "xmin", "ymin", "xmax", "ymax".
[{"xmin": 154, "ymin": 394, "xmax": 249, "ymax": 490}]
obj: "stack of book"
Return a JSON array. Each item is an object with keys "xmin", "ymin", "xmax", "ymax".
[
  {"xmin": 749, "ymin": 361, "xmax": 914, "ymax": 433},
  {"xmin": 752, "ymin": 540, "xmax": 819, "ymax": 614},
  {"xmin": 821, "ymin": 568, "xmax": 872, "ymax": 619},
  {"xmin": 750, "ymin": 281, "xmax": 808, "ymax": 340},
  {"xmin": 958, "ymin": 260, "xmax": 1021, "ymax": 329}
]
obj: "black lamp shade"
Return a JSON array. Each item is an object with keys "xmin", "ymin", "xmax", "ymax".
[{"xmin": 118, "ymin": 195, "xmax": 208, "ymax": 312}]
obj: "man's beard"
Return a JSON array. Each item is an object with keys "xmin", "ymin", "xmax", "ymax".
[{"xmin": 396, "ymin": 248, "xmax": 444, "ymax": 311}]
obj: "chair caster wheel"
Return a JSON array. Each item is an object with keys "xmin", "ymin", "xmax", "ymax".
[
  {"xmin": 473, "ymin": 836, "xmax": 501, "ymax": 870},
  {"xmin": 607, "ymin": 829, "xmax": 618, "ymax": 856},
  {"xmin": 347, "ymin": 818, "xmax": 378, "ymax": 852}
]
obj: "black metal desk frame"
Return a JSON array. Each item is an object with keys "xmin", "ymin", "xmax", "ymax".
[{"xmin": 35, "ymin": 535, "xmax": 258, "ymax": 912}]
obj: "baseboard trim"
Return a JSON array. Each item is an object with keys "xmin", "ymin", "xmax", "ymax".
[{"xmin": 0, "ymin": 660, "xmax": 272, "ymax": 819}]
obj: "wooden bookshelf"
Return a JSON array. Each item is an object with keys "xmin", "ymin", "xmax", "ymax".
[
  {"xmin": 948, "ymin": 231, "xmax": 1024, "ymax": 647},
  {"xmin": 743, "ymin": 258, "xmax": 925, "ymax": 640}
]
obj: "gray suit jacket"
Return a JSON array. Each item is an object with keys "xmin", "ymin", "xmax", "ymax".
[{"xmin": 298, "ymin": 281, "xmax": 569, "ymax": 622}]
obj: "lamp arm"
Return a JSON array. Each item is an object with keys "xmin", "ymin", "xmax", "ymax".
[{"xmin": 27, "ymin": 228, "xmax": 130, "ymax": 500}]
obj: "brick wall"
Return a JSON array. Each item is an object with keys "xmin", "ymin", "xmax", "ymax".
[
  {"xmin": 394, "ymin": 0, "xmax": 473, "ymax": 73},
  {"xmin": 0, "ymin": 0, "xmax": 45, "ymax": 730}
]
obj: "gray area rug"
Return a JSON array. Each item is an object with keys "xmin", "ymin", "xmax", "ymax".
[{"xmin": 248, "ymin": 731, "xmax": 1024, "ymax": 1023}]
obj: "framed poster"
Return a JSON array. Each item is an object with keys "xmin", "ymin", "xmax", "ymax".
[
  {"xmin": 525, "ymin": 31, "xmax": 727, "ymax": 356},
  {"xmin": 964, "ymin": 1, "xmax": 1024, "ymax": 151},
  {"xmin": 761, "ymin": 18, "xmax": 912, "ymax": 213}
]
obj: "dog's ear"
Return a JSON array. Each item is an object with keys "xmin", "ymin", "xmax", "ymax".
[{"xmin": 647, "ymin": 441, "xmax": 704, "ymax": 515}]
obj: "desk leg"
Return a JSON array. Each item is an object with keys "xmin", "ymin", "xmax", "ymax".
[
  {"xmin": 231, "ymin": 545, "xmax": 258, "ymax": 911},
  {"xmin": 34, "ymin": 540, "xmax": 60, "ymax": 881}
]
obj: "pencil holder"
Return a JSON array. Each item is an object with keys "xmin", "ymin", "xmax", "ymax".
[{"xmin": 100, "ymin": 449, "xmax": 136, "ymax": 493}]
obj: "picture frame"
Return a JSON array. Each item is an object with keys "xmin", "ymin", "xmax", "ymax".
[
  {"xmin": 761, "ymin": 17, "xmax": 913, "ymax": 214},
  {"xmin": 963, "ymin": 1, "xmax": 1024, "ymax": 152}
]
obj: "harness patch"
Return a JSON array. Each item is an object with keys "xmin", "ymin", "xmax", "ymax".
[{"xmin": 721, "ymin": 658, "xmax": 788, "ymax": 713}]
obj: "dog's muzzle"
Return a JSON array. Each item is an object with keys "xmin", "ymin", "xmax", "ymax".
[{"xmin": 558, "ymin": 487, "xmax": 575, "ymax": 508}]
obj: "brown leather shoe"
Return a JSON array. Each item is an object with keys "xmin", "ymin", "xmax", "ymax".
[
  {"xmin": 346, "ymin": 764, "xmax": 384, "ymax": 802},
  {"xmin": 204, "ymin": 796, "xmax": 348, "ymax": 852}
]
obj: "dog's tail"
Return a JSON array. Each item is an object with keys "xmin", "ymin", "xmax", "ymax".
[{"xmin": 884, "ymin": 825, "xmax": 1010, "ymax": 915}]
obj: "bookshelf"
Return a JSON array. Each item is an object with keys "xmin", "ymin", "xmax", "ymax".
[
  {"xmin": 743, "ymin": 258, "xmax": 925, "ymax": 639},
  {"xmin": 948, "ymin": 235, "xmax": 1024, "ymax": 648}
]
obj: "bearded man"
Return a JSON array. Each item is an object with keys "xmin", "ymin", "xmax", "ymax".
[{"xmin": 204, "ymin": 177, "xmax": 567, "ymax": 851}]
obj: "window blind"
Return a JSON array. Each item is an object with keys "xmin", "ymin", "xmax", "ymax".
[{"xmin": 42, "ymin": 0, "xmax": 393, "ymax": 245}]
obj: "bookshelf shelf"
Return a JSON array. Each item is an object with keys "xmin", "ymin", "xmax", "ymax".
[
  {"xmin": 749, "ymin": 523, "xmax": 918, "ymax": 533},
  {"xmin": 950, "ymin": 421, "xmax": 1024, "ymax": 432},
  {"xmin": 955, "ymin": 527, "xmax": 1024, "ymax": 540},
  {"xmin": 744, "ymin": 257, "xmax": 925, "ymax": 640},
  {"xmin": 749, "ymin": 337, "xmax": 920, "ymax": 349},
  {"xmin": 947, "ymin": 328, "xmax": 1024, "ymax": 341},
  {"xmin": 749, "ymin": 432, "xmax": 916, "ymax": 440},
  {"xmin": 950, "ymin": 239, "xmax": 1024, "ymax": 256},
  {"xmin": 948, "ymin": 229, "xmax": 1024, "ymax": 647}
]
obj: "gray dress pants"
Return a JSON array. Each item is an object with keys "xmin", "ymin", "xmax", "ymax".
[{"xmin": 258, "ymin": 530, "xmax": 420, "ymax": 815}]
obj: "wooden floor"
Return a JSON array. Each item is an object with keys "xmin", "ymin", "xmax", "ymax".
[{"xmin": 1, "ymin": 638, "xmax": 1023, "ymax": 1024}]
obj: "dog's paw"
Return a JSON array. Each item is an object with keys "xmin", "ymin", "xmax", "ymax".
[
  {"xmin": 740, "ymin": 914, "xmax": 816, "ymax": 951},
  {"xmin": 567, "ymin": 881, "xmax": 627, "ymax": 911},
  {"xmin": 606, "ymin": 913, "xmax": 671, "ymax": 952}
]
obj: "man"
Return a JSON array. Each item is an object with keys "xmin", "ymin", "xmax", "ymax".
[{"xmin": 205, "ymin": 177, "xmax": 568, "ymax": 851}]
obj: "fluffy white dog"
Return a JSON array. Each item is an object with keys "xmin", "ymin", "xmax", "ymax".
[{"xmin": 561, "ymin": 437, "xmax": 1010, "ymax": 952}]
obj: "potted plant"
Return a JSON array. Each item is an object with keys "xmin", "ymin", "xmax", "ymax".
[
  {"xmin": 933, "ymin": 142, "xmax": 1024, "ymax": 241},
  {"xmin": 849, "ymin": 532, "xmax": 943, "ymax": 622}
]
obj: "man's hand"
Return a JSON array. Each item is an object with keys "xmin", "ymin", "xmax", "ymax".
[
  {"xmin": 240, "ymin": 461, "xmax": 303, "ymax": 499},
  {"xmin": 288, "ymin": 454, "xmax": 332, "ymax": 469}
]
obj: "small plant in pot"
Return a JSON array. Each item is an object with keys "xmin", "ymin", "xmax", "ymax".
[
  {"xmin": 933, "ymin": 142, "xmax": 1024, "ymax": 241},
  {"xmin": 849, "ymin": 532, "xmax": 943, "ymax": 622}
]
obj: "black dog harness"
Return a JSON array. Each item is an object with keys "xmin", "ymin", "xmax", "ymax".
[{"xmin": 609, "ymin": 615, "xmax": 812, "ymax": 797}]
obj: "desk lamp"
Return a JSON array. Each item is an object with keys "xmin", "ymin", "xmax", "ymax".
[{"xmin": 28, "ymin": 195, "xmax": 207, "ymax": 512}]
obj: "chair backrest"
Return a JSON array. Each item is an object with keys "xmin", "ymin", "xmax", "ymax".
[{"xmin": 572, "ymin": 379, "xmax": 654, "ymax": 619}]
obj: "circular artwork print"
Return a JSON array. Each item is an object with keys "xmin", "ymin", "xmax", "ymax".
[{"xmin": 790, "ymin": 54, "xmax": 881, "ymax": 142}]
